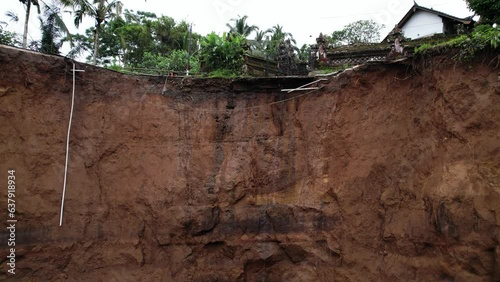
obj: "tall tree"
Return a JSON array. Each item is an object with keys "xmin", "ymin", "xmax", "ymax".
[
  {"xmin": 68, "ymin": 9, "xmax": 199, "ymax": 67},
  {"xmin": 226, "ymin": 15, "xmax": 258, "ymax": 38},
  {"xmin": 465, "ymin": 0, "xmax": 500, "ymax": 24},
  {"xmin": 329, "ymin": 20, "xmax": 384, "ymax": 46},
  {"xmin": 18, "ymin": 0, "xmax": 41, "ymax": 48},
  {"xmin": 38, "ymin": 1, "xmax": 72, "ymax": 54},
  {"xmin": 254, "ymin": 29, "xmax": 270, "ymax": 43},
  {"xmin": 61, "ymin": 0, "xmax": 123, "ymax": 65},
  {"xmin": 269, "ymin": 24, "xmax": 295, "ymax": 44},
  {"xmin": 113, "ymin": 11, "xmax": 199, "ymax": 66},
  {"xmin": 249, "ymin": 29, "xmax": 271, "ymax": 56},
  {"xmin": 267, "ymin": 24, "xmax": 296, "ymax": 57}
]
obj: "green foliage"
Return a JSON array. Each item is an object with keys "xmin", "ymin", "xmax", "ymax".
[
  {"xmin": 414, "ymin": 25, "xmax": 500, "ymax": 60},
  {"xmin": 226, "ymin": 15, "xmax": 258, "ymax": 38},
  {"xmin": 0, "ymin": 27, "xmax": 20, "ymax": 46},
  {"xmin": 69, "ymin": 9, "xmax": 200, "ymax": 68},
  {"xmin": 315, "ymin": 67, "xmax": 335, "ymax": 74},
  {"xmin": 414, "ymin": 43, "xmax": 433, "ymax": 53},
  {"xmin": 328, "ymin": 30, "xmax": 345, "ymax": 47},
  {"xmin": 249, "ymin": 24, "xmax": 300, "ymax": 63},
  {"xmin": 298, "ymin": 44, "xmax": 310, "ymax": 61},
  {"xmin": 329, "ymin": 20, "xmax": 384, "ymax": 46},
  {"xmin": 135, "ymin": 50, "xmax": 199, "ymax": 73},
  {"xmin": 61, "ymin": 0, "xmax": 123, "ymax": 64},
  {"xmin": 249, "ymin": 29, "xmax": 271, "ymax": 56},
  {"xmin": 266, "ymin": 25, "xmax": 295, "ymax": 57},
  {"xmin": 200, "ymin": 32, "xmax": 246, "ymax": 75},
  {"xmin": 465, "ymin": 0, "xmax": 500, "ymax": 24},
  {"xmin": 315, "ymin": 63, "xmax": 350, "ymax": 74},
  {"xmin": 39, "ymin": 17, "xmax": 61, "ymax": 54},
  {"xmin": 167, "ymin": 50, "xmax": 199, "ymax": 73},
  {"xmin": 106, "ymin": 63, "xmax": 123, "ymax": 71},
  {"xmin": 67, "ymin": 32, "xmax": 93, "ymax": 59},
  {"xmin": 207, "ymin": 68, "xmax": 240, "ymax": 78},
  {"xmin": 37, "ymin": 2, "xmax": 72, "ymax": 55},
  {"xmin": 61, "ymin": 0, "xmax": 122, "ymax": 29}
]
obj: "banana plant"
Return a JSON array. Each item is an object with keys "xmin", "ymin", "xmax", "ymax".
[{"xmin": 200, "ymin": 32, "xmax": 246, "ymax": 74}]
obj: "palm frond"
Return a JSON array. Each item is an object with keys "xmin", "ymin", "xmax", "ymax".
[
  {"xmin": 5, "ymin": 11, "xmax": 19, "ymax": 22},
  {"xmin": 66, "ymin": 42, "xmax": 86, "ymax": 58},
  {"xmin": 41, "ymin": 2, "xmax": 71, "ymax": 33}
]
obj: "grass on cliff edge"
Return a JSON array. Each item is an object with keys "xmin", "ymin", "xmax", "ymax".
[
  {"xmin": 206, "ymin": 69, "xmax": 241, "ymax": 78},
  {"xmin": 415, "ymin": 25, "xmax": 500, "ymax": 61}
]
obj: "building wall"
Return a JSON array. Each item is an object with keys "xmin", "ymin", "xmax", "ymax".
[{"xmin": 402, "ymin": 10, "xmax": 443, "ymax": 39}]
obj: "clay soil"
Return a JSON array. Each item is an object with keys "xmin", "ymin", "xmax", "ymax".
[{"xmin": 0, "ymin": 45, "xmax": 499, "ymax": 281}]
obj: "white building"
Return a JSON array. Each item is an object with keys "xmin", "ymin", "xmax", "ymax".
[{"xmin": 383, "ymin": 3, "xmax": 474, "ymax": 41}]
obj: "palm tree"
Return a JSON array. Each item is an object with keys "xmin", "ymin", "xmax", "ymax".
[
  {"xmin": 38, "ymin": 1, "xmax": 72, "ymax": 54},
  {"xmin": 269, "ymin": 24, "xmax": 295, "ymax": 43},
  {"xmin": 254, "ymin": 29, "xmax": 271, "ymax": 43},
  {"xmin": 226, "ymin": 15, "xmax": 258, "ymax": 38},
  {"xmin": 18, "ymin": 0, "xmax": 41, "ymax": 48},
  {"xmin": 267, "ymin": 25, "xmax": 298, "ymax": 56},
  {"xmin": 248, "ymin": 29, "xmax": 271, "ymax": 56},
  {"xmin": 267, "ymin": 24, "xmax": 299, "ymax": 61},
  {"xmin": 61, "ymin": 0, "xmax": 123, "ymax": 65}
]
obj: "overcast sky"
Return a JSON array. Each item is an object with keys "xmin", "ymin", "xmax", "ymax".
[{"xmin": 1, "ymin": 0, "xmax": 473, "ymax": 57}]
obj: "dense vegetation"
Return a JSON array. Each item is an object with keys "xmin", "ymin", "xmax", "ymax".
[
  {"xmin": 68, "ymin": 10, "xmax": 201, "ymax": 70},
  {"xmin": 413, "ymin": 0, "xmax": 499, "ymax": 60},
  {"xmin": 465, "ymin": 0, "xmax": 500, "ymax": 24},
  {"xmin": 2, "ymin": 0, "xmax": 308, "ymax": 76},
  {"xmin": 328, "ymin": 20, "xmax": 384, "ymax": 47},
  {"xmin": 415, "ymin": 25, "xmax": 500, "ymax": 60},
  {"xmin": 2, "ymin": 0, "xmax": 498, "ymax": 77},
  {"xmin": 0, "ymin": 26, "xmax": 19, "ymax": 46}
]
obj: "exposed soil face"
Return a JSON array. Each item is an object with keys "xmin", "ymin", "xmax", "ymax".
[{"xmin": 0, "ymin": 45, "xmax": 499, "ymax": 281}]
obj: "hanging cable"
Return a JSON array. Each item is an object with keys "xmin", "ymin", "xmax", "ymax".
[{"xmin": 59, "ymin": 62, "xmax": 84, "ymax": 226}]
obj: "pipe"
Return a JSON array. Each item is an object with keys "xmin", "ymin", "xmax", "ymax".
[
  {"xmin": 286, "ymin": 79, "xmax": 328, "ymax": 93},
  {"xmin": 59, "ymin": 62, "xmax": 84, "ymax": 226}
]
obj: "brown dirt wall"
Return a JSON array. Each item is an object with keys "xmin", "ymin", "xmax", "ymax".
[{"xmin": 0, "ymin": 45, "xmax": 499, "ymax": 281}]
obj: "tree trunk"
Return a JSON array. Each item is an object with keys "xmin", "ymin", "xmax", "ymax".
[
  {"xmin": 122, "ymin": 49, "xmax": 127, "ymax": 67},
  {"xmin": 93, "ymin": 26, "xmax": 99, "ymax": 65},
  {"xmin": 22, "ymin": 0, "xmax": 31, "ymax": 48}
]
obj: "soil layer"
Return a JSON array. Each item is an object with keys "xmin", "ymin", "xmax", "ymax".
[{"xmin": 0, "ymin": 45, "xmax": 499, "ymax": 281}]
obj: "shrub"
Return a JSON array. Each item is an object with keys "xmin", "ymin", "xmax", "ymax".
[
  {"xmin": 414, "ymin": 25, "xmax": 500, "ymax": 60},
  {"xmin": 200, "ymin": 32, "xmax": 246, "ymax": 76},
  {"xmin": 134, "ymin": 50, "xmax": 199, "ymax": 74}
]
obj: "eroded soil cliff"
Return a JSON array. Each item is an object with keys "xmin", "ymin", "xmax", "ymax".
[{"xmin": 0, "ymin": 45, "xmax": 499, "ymax": 281}]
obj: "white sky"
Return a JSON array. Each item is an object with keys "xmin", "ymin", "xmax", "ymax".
[{"xmin": 1, "ymin": 0, "xmax": 473, "ymax": 58}]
